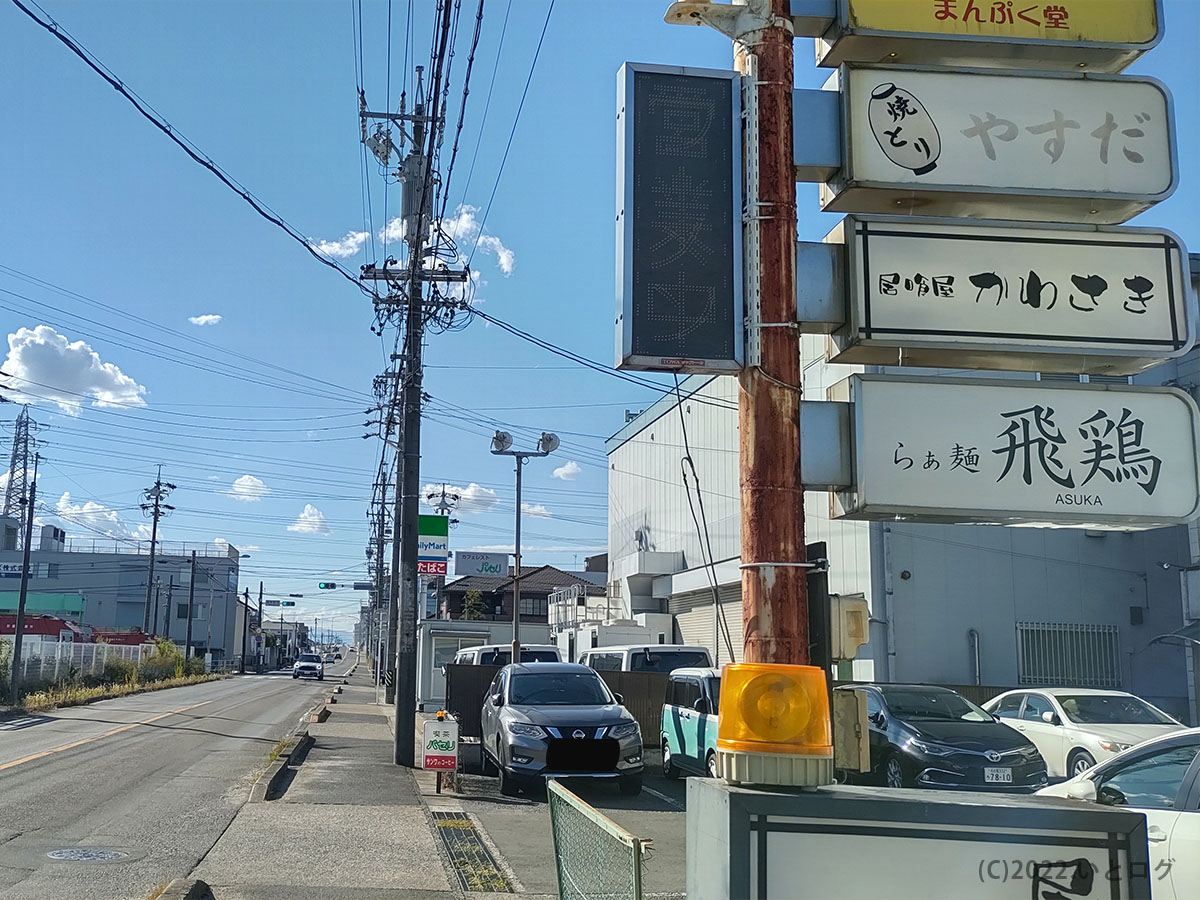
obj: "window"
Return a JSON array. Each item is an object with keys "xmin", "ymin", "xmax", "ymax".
[
  {"xmin": 864, "ymin": 690, "xmax": 883, "ymax": 720},
  {"xmin": 705, "ymin": 677, "xmax": 721, "ymax": 711},
  {"xmin": 1096, "ymin": 744, "xmax": 1200, "ymax": 810},
  {"xmin": 1058, "ymin": 694, "xmax": 1178, "ymax": 726},
  {"xmin": 46, "ymin": 562, "xmax": 59, "ymax": 579},
  {"xmin": 177, "ymin": 603, "xmax": 189, "ymax": 620},
  {"xmin": 630, "ymin": 650, "xmax": 711, "ymax": 672},
  {"xmin": 670, "ymin": 677, "xmax": 702, "ymax": 709},
  {"xmin": 588, "ymin": 653, "xmax": 623, "ymax": 671},
  {"xmin": 1017, "ymin": 622, "xmax": 1121, "ymax": 688},
  {"xmin": 994, "ymin": 693, "xmax": 1024, "ymax": 719},
  {"xmin": 1022, "ymin": 694, "xmax": 1054, "ymax": 722},
  {"xmin": 879, "ymin": 688, "xmax": 992, "ymax": 722},
  {"xmin": 518, "ymin": 597, "xmax": 548, "ymax": 617},
  {"xmin": 509, "ymin": 671, "xmax": 610, "ymax": 706}
]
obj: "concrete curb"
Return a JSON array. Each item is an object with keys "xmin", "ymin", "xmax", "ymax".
[
  {"xmin": 250, "ymin": 732, "xmax": 313, "ymax": 802},
  {"xmin": 310, "ymin": 706, "xmax": 332, "ymax": 723},
  {"xmin": 155, "ymin": 877, "xmax": 214, "ymax": 900}
]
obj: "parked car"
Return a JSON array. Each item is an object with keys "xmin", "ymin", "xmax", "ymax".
[
  {"xmin": 334, "ymin": 652, "xmax": 342, "ymax": 660},
  {"xmin": 452, "ymin": 644, "xmax": 561, "ymax": 666},
  {"xmin": 983, "ymin": 688, "xmax": 1185, "ymax": 778},
  {"xmin": 480, "ymin": 662, "xmax": 644, "ymax": 797},
  {"xmin": 836, "ymin": 684, "xmax": 1047, "ymax": 792},
  {"xmin": 578, "ymin": 644, "xmax": 712, "ymax": 673},
  {"xmin": 661, "ymin": 667, "xmax": 720, "ymax": 779},
  {"xmin": 293, "ymin": 653, "xmax": 324, "ymax": 681},
  {"xmin": 1037, "ymin": 728, "xmax": 1200, "ymax": 900}
]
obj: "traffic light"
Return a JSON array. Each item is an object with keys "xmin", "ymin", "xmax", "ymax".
[
  {"xmin": 318, "ymin": 582, "xmax": 338, "ymax": 590},
  {"xmin": 281, "ymin": 600, "xmax": 296, "ymax": 607}
]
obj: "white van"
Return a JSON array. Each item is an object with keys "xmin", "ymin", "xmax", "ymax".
[
  {"xmin": 451, "ymin": 643, "xmax": 561, "ymax": 666},
  {"xmin": 578, "ymin": 644, "xmax": 712, "ymax": 673}
]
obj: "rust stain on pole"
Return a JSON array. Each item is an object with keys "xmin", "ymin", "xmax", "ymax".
[{"xmin": 738, "ymin": 0, "xmax": 808, "ymax": 665}]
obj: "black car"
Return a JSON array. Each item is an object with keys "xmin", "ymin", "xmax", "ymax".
[{"xmin": 836, "ymin": 684, "xmax": 1047, "ymax": 792}]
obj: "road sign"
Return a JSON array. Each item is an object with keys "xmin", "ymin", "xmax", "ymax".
[
  {"xmin": 264, "ymin": 599, "xmax": 281, "ymax": 607},
  {"xmin": 818, "ymin": 0, "xmax": 1162, "ymax": 72},
  {"xmin": 829, "ymin": 374, "xmax": 1200, "ymax": 528},
  {"xmin": 422, "ymin": 718, "xmax": 458, "ymax": 771},
  {"xmin": 616, "ymin": 62, "xmax": 743, "ymax": 373},
  {"xmin": 822, "ymin": 65, "xmax": 1175, "ymax": 223},
  {"xmin": 827, "ymin": 215, "xmax": 1194, "ymax": 374},
  {"xmin": 418, "ymin": 514, "xmax": 449, "ymax": 576},
  {"xmin": 352, "ymin": 582, "xmax": 373, "ymax": 591},
  {"xmin": 454, "ymin": 551, "xmax": 508, "ymax": 577}
]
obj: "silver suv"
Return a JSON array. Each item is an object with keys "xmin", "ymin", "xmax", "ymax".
[
  {"xmin": 481, "ymin": 663, "xmax": 643, "ymax": 797},
  {"xmin": 293, "ymin": 653, "xmax": 324, "ymax": 680}
]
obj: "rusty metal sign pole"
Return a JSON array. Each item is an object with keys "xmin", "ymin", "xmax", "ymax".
[
  {"xmin": 667, "ymin": 0, "xmax": 808, "ymax": 665},
  {"xmin": 736, "ymin": 1, "xmax": 807, "ymax": 666}
]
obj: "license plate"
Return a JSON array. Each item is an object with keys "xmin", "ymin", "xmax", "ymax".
[{"xmin": 984, "ymin": 767, "xmax": 1013, "ymax": 783}]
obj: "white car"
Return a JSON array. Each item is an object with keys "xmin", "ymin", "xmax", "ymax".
[
  {"xmin": 983, "ymin": 688, "xmax": 1185, "ymax": 778},
  {"xmin": 1037, "ymin": 729, "xmax": 1199, "ymax": 900},
  {"xmin": 293, "ymin": 652, "xmax": 325, "ymax": 680}
]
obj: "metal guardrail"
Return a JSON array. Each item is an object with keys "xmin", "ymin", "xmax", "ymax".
[{"xmin": 547, "ymin": 779, "xmax": 650, "ymax": 900}]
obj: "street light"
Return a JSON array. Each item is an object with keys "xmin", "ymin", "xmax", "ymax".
[{"xmin": 490, "ymin": 430, "xmax": 558, "ymax": 662}]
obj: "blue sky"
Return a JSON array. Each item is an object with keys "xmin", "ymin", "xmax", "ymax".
[{"xmin": 1, "ymin": 1, "xmax": 1196, "ymax": 637}]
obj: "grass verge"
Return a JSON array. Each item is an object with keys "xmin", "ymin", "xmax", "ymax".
[{"xmin": 17, "ymin": 673, "xmax": 231, "ymax": 714}]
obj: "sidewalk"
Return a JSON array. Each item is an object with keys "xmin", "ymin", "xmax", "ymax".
[{"xmin": 189, "ymin": 669, "xmax": 458, "ymax": 900}]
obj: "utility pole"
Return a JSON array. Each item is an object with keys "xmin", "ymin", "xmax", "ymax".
[
  {"xmin": 140, "ymin": 467, "xmax": 175, "ymax": 634},
  {"xmin": 185, "ymin": 551, "xmax": 197, "ymax": 658},
  {"xmin": 8, "ymin": 452, "xmax": 39, "ymax": 702},
  {"xmin": 240, "ymin": 587, "xmax": 250, "ymax": 673},
  {"xmin": 668, "ymin": 0, "xmax": 807, "ymax": 664},
  {"xmin": 164, "ymin": 575, "xmax": 175, "ymax": 638},
  {"xmin": 151, "ymin": 576, "xmax": 161, "ymax": 639},
  {"xmin": 256, "ymin": 581, "xmax": 264, "ymax": 673}
]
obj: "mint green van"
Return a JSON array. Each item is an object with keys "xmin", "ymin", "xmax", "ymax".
[{"xmin": 661, "ymin": 667, "xmax": 721, "ymax": 779}]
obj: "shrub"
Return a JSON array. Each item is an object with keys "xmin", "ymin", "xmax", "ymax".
[
  {"xmin": 104, "ymin": 656, "xmax": 138, "ymax": 684},
  {"xmin": 181, "ymin": 656, "xmax": 205, "ymax": 677}
]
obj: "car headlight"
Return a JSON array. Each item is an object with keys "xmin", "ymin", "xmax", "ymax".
[
  {"xmin": 1098, "ymin": 740, "xmax": 1131, "ymax": 753},
  {"xmin": 506, "ymin": 722, "xmax": 546, "ymax": 739},
  {"xmin": 609, "ymin": 721, "xmax": 640, "ymax": 740},
  {"xmin": 910, "ymin": 738, "xmax": 955, "ymax": 757}
]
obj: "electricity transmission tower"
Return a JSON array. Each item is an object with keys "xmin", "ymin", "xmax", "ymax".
[{"xmin": 3, "ymin": 406, "xmax": 39, "ymax": 548}]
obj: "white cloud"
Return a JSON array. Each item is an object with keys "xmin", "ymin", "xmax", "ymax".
[
  {"xmin": 423, "ymin": 481, "xmax": 499, "ymax": 515},
  {"xmin": 187, "ymin": 314, "xmax": 222, "ymax": 327},
  {"xmin": 2, "ymin": 325, "xmax": 147, "ymax": 413},
  {"xmin": 552, "ymin": 461, "xmax": 582, "ymax": 481},
  {"xmin": 287, "ymin": 504, "xmax": 330, "ymax": 535},
  {"xmin": 222, "ymin": 474, "xmax": 270, "ymax": 503},
  {"xmin": 51, "ymin": 492, "xmax": 141, "ymax": 541},
  {"xmin": 521, "ymin": 502, "xmax": 552, "ymax": 518},
  {"xmin": 439, "ymin": 205, "xmax": 515, "ymax": 275},
  {"xmin": 311, "ymin": 230, "xmax": 370, "ymax": 259},
  {"xmin": 213, "ymin": 537, "xmax": 261, "ymax": 555}
]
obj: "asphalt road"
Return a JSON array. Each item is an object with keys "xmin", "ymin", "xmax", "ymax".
[{"xmin": 0, "ymin": 658, "xmax": 353, "ymax": 900}]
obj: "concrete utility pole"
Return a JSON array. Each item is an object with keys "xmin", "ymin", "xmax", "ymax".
[
  {"xmin": 240, "ymin": 587, "xmax": 250, "ymax": 673},
  {"xmin": 164, "ymin": 576, "xmax": 175, "ymax": 638},
  {"xmin": 140, "ymin": 466, "xmax": 175, "ymax": 634},
  {"xmin": 185, "ymin": 551, "xmax": 197, "ymax": 658},
  {"xmin": 361, "ymin": 43, "xmax": 468, "ymax": 766},
  {"xmin": 670, "ymin": 0, "xmax": 808, "ymax": 664},
  {"xmin": 8, "ymin": 453, "xmax": 39, "ymax": 702},
  {"xmin": 256, "ymin": 581, "xmax": 264, "ymax": 673}
]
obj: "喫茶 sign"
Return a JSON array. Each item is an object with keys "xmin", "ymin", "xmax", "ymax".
[
  {"xmin": 417, "ymin": 514, "xmax": 449, "ymax": 576},
  {"xmin": 830, "ymin": 374, "xmax": 1200, "ymax": 528},
  {"xmin": 422, "ymin": 718, "xmax": 458, "ymax": 771},
  {"xmin": 819, "ymin": 0, "xmax": 1162, "ymax": 72},
  {"xmin": 616, "ymin": 63, "xmax": 743, "ymax": 373},
  {"xmin": 822, "ymin": 65, "xmax": 1175, "ymax": 223},
  {"xmin": 827, "ymin": 215, "xmax": 1194, "ymax": 374}
]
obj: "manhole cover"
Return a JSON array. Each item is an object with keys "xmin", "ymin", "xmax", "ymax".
[{"xmin": 46, "ymin": 848, "xmax": 129, "ymax": 862}]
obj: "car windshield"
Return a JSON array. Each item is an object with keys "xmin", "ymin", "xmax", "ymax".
[
  {"xmin": 299, "ymin": 654, "xmax": 321, "ymax": 663},
  {"xmin": 479, "ymin": 649, "xmax": 558, "ymax": 665},
  {"xmin": 882, "ymin": 688, "xmax": 991, "ymax": 722},
  {"xmin": 1058, "ymin": 694, "xmax": 1177, "ymax": 725},
  {"xmin": 509, "ymin": 672, "xmax": 611, "ymax": 706},
  {"xmin": 629, "ymin": 650, "xmax": 710, "ymax": 672}
]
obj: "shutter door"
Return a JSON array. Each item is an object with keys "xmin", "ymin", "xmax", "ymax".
[{"xmin": 669, "ymin": 584, "xmax": 744, "ymax": 666}]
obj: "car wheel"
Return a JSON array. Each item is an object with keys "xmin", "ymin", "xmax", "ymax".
[
  {"xmin": 1068, "ymin": 750, "xmax": 1096, "ymax": 777},
  {"xmin": 619, "ymin": 774, "xmax": 643, "ymax": 796},
  {"xmin": 706, "ymin": 751, "xmax": 719, "ymax": 779},
  {"xmin": 292, "ymin": 673, "xmax": 298, "ymax": 679},
  {"xmin": 662, "ymin": 741, "xmax": 681, "ymax": 779},
  {"xmin": 884, "ymin": 754, "xmax": 908, "ymax": 789},
  {"xmin": 318, "ymin": 674, "xmax": 324, "ymax": 681},
  {"xmin": 481, "ymin": 746, "xmax": 498, "ymax": 776},
  {"xmin": 499, "ymin": 766, "xmax": 521, "ymax": 797}
]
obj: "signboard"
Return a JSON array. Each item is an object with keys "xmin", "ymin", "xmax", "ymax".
[
  {"xmin": 0, "ymin": 563, "xmax": 22, "ymax": 579},
  {"xmin": 819, "ymin": 0, "xmax": 1162, "ymax": 72},
  {"xmin": 828, "ymin": 215, "xmax": 1194, "ymax": 374},
  {"xmin": 831, "ymin": 374, "xmax": 1200, "ymax": 528},
  {"xmin": 418, "ymin": 514, "xmax": 449, "ymax": 576},
  {"xmin": 454, "ymin": 551, "xmax": 508, "ymax": 577},
  {"xmin": 59, "ymin": 629, "xmax": 74, "ymax": 643},
  {"xmin": 264, "ymin": 599, "xmax": 281, "ymax": 607},
  {"xmin": 616, "ymin": 62, "xmax": 743, "ymax": 373},
  {"xmin": 822, "ymin": 65, "xmax": 1175, "ymax": 223},
  {"xmin": 422, "ymin": 718, "xmax": 458, "ymax": 770}
]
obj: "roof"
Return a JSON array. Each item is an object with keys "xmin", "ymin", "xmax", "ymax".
[
  {"xmin": 1016, "ymin": 687, "xmax": 1141, "ymax": 697},
  {"xmin": 582, "ymin": 644, "xmax": 710, "ymax": 654},
  {"xmin": 669, "ymin": 667, "xmax": 721, "ymax": 679},
  {"xmin": 458, "ymin": 643, "xmax": 558, "ymax": 652},
  {"xmin": 505, "ymin": 662, "xmax": 593, "ymax": 675},
  {"xmin": 444, "ymin": 565, "xmax": 604, "ymax": 596}
]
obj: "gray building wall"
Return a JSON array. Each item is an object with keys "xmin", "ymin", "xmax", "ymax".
[{"xmin": 0, "ymin": 531, "xmax": 241, "ymax": 659}]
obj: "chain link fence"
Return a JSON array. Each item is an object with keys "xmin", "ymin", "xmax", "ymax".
[
  {"xmin": 547, "ymin": 779, "xmax": 650, "ymax": 900},
  {"xmin": 4, "ymin": 640, "xmax": 147, "ymax": 683}
]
